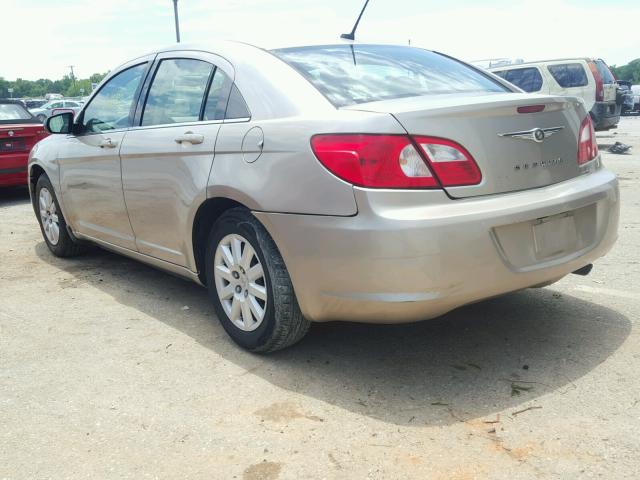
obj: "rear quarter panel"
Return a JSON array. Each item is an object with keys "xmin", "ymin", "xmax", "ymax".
[{"xmin": 209, "ymin": 110, "xmax": 407, "ymax": 215}]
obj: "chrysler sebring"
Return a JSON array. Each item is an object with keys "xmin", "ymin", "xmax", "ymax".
[{"xmin": 28, "ymin": 42, "xmax": 619, "ymax": 352}]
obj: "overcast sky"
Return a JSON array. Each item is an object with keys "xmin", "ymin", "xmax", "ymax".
[{"xmin": 2, "ymin": 0, "xmax": 639, "ymax": 80}]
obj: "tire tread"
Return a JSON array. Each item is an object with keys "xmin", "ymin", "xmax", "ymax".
[
  {"xmin": 35, "ymin": 175, "xmax": 86, "ymax": 258},
  {"xmin": 208, "ymin": 208, "xmax": 310, "ymax": 353}
]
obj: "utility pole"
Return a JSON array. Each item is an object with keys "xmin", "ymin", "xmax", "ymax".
[
  {"xmin": 68, "ymin": 65, "xmax": 76, "ymax": 87},
  {"xmin": 173, "ymin": 0, "xmax": 181, "ymax": 43}
]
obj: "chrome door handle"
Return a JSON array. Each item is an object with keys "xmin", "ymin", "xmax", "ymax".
[
  {"xmin": 175, "ymin": 132, "xmax": 204, "ymax": 145},
  {"xmin": 99, "ymin": 138, "xmax": 117, "ymax": 148}
]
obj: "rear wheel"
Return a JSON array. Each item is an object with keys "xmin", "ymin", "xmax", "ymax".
[
  {"xmin": 35, "ymin": 175, "xmax": 85, "ymax": 257},
  {"xmin": 205, "ymin": 208, "xmax": 310, "ymax": 352}
]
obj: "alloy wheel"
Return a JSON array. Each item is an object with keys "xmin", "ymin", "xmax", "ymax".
[
  {"xmin": 213, "ymin": 233, "xmax": 268, "ymax": 331},
  {"xmin": 39, "ymin": 187, "xmax": 60, "ymax": 245}
]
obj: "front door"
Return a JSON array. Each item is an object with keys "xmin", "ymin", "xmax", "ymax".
[
  {"xmin": 59, "ymin": 61, "xmax": 151, "ymax": 249},
  {"xmin": 120, "ymin": 52, "xmax": 235, "ymax": 267}
]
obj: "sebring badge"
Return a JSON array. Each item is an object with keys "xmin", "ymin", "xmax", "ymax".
[{"xmin": 498, "ymin": 126, "xmax": 564, "ymax": 143}]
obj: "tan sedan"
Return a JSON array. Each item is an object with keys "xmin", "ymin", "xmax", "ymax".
[{"xmin": 29, "ymin": 42, "xmax": 619, "ymax": 352}]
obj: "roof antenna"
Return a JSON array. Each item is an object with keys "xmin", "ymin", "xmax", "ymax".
[{"xmin": 340, "ymin": 0, "xmax": 371, "ymax": 41}]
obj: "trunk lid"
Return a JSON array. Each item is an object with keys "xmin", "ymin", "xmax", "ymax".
[
  {"xmin": 0, "ymin": 123, "xmax": 48, "ymax": 156},
  {"xmin": 344, "ymin": 93, "xmax": 586, "ymax": 198}
]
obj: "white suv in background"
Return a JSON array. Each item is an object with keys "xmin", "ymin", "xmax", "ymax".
[{"xmin": 490, "ymin": 58, "xmax": 621, "ymax": 130}]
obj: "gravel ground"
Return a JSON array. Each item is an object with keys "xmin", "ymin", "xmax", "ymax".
[{"xmin": 1, "ymin": 117, "xmax": 639, "ymax": 479}]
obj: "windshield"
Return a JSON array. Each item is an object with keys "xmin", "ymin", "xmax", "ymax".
[
  {"xmin": 271, "ymin": 44, "xmax": 508, "ymax": 107},
  {"xmin": 0, "ymin": 103, "xmax": 34, "ymax": 121}
]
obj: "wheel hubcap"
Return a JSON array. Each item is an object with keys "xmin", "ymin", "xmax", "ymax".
[
  {"xmin": 213, "ymin": 233, "xmax": 267, "ymax": 332},
  {"xmin": 39, "ymin": 187, "xmax": 60, "ymax": 245}
]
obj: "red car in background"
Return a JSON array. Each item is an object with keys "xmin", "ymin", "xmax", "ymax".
[{"xmin": 0, "ymin": 100, "xmax": 48, "ymax": 187}]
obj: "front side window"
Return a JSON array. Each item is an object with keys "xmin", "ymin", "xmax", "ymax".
[
  {"xmin": 547, "ymin": 63, "xmax": 588, "ymax": 88},
  {"xmin": 493, "ymin": 68, "xmax": 543, "ymax": 92},
  {"xmin": 272, "ymin": 45, "xmax": 508, "ymax": 107},
  {"xmin": 141, "ymin": 58, "xmax": 213, "ymax": 126},
  {"xmin": 49, "ymin": 102, "xmax": 63, "ymax": 109},
  {"xmin": 82, "ymin": 63, "xmax": 147, "ymax": 133}
]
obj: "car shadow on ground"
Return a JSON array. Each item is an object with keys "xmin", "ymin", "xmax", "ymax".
[
  {"xmin": 0, "ymin": 186, "xmax": 30, "ymax": 207},
  {"xmin": 34, "ymin": 242, "xmax": 631, "ymax": 427}
]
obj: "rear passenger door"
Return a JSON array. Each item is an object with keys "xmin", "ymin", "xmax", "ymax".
[{"xmin": 119, "ymin": 51, "xmax": 235, "ymax": 267}]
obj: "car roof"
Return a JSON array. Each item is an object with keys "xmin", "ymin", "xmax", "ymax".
[
  {"xmin": 136, "ymin": 39, "xmax": 423, "ymax": 60},
  {"xmin": 489, "ymin": 58, "xmax": 602, "ymax": 70},
  {"xmin": 105, "ymin": 40, "xmax": 357, "ymax": 120}
]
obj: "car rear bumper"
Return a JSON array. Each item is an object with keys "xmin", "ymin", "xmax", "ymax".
[
  {"xmin": 0, "ymin": 152, "xmax": 29, "ymax": 187},
  {"xmin": 255, "ymin": 167, "xmax": 619, "ymax": 323},
  {"xmin": 591, "ymin": 101, "xmax": 621, "ymax": 130}
]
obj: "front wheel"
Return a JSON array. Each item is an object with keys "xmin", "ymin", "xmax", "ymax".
[
  {"xmin": 35, "ymin": 175, "xmax": 85, "ymax": 257},
  {"xmin": 205, "ymin": 208, "xmax": 310, "ymax": 352},
  {"xmin": 36, "ymin": 114, "xmax": 46, "ymax": 123}
]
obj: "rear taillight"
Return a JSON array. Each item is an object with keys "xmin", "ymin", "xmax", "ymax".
[
  {"xmin": 413, "ymin": 136, "xmax": 482, "ymax": 186},
  {"xmin": 311, "ymin": 134, "xmax": 482, "ymax": 189},
  {"xmin": 310, "ymin": 134, "xmax": 438, "ymax": 188},
  {"xmin": 517, "ymin": 105, "xmax": 546, "ymax": 114},
  {"xmin": 588, "ymin": 61, "xmax": 604, "ymax": 102},
  {"xmin": 577, "ymin": 115, "xmax": 598, "ymax": 164}
]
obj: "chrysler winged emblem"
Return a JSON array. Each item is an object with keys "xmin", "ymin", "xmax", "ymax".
[{"xmin": 498, "ymin": 126, "xmax": 564, "ymax": 143}]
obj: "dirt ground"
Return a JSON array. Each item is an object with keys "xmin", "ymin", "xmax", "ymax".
[{"xmin": 1, "ymin": 117, "xmax": 639, "ymax": 479}]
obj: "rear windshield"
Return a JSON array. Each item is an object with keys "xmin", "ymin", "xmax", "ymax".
[
  {"xmin": 547, "ymin": 63, "xmax": 588, "ymax": 88},
  {"xmin": 0, "ymin": 103, "xmax": 34, "ymax": 121},
  {"xmin": 271, "ymin": 45, "xmax": 508, "ymax": 107},
  {"xmin": 493, "ymin": 67, "xmax": 543, "ymax": 92}
]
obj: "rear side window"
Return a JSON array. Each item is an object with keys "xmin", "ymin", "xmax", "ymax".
[
  {"xmin": 272, "ymin": 45, "xmax": 508, "ymax": 107},
  {"xmin": 493, "ymin": 68, "xmax": 543, "ymax": 92},
  {"xmin": 594, "ymin": 59, "xmax": 615, "ymax": 84},
  {"xmin": 547, "ymin": 63, "xmax": 588, "ymax": 88},
  {"xmin": 142, "ymin": 58, "xmax": 213, "ymax": 126},
  {"xmin": 203, "ymin": 69, "xmax": 232, "ymax": 121},
  {"xmin": 225, "ymin": 85, "xmax": 250, "ymax": 119}
]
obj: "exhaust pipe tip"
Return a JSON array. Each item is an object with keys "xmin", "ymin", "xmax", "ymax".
[{"xmin": 572, "ymin": 264, "xmax": 593, "ymax": 276}]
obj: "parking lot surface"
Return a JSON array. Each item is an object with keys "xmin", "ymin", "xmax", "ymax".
[{"xmin": 1, "ymin": 117, "xmax": 639, "ymax": 479}]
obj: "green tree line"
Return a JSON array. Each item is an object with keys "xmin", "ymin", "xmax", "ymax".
[
  {"xmin": 0, "ymin": 72, "xmax": 108, "ymax": 99},
  {"xmin": 610, "ymin": 58, "xmax": 640, "ymax": 83}
]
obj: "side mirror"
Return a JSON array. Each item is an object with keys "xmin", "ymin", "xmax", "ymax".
[{"xmin": 45, "ymin": 112, "xmax": 74, "ymax": 134}]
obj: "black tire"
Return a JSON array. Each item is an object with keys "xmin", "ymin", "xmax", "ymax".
[
  {"xmin": 35, "ymin": 175, "xmax": 85, "ymax": 257},
  {"xmin": 205, "ymin": 208, "xmax": 310, "ymax": 353},
  {"xmin": 37, "ymin": 114, "xmax": 46, "ymax": 123}
]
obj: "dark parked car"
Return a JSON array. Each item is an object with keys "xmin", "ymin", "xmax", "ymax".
[
  {"xmin": 618, "ymin": 81, "xmax": 636, "ymax": 115},
  {"xmin": 25, "ymin": 99, "xmax": 47, "ymax": 110}
]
